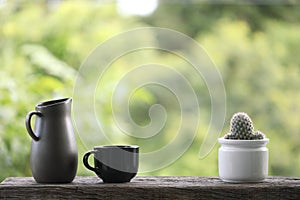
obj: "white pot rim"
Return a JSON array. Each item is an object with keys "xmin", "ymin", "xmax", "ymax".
[{"xmin": 218, "ymin": 137, "xmax": 269, "ymax": 147}]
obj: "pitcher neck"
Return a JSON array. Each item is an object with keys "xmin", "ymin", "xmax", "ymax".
[{"xmin": 36, "ymin": 98, "xmax": 72, "ymax": 114}]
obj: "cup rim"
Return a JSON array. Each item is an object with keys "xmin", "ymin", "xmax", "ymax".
[{"xmin": 94, "ymin": 145, "xmax": 139, "ymax": 149}]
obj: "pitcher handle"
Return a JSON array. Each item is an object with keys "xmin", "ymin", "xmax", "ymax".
[
  {"xmin": 25, "ymin": 111, "xmax": 42, "ymax": 141},
  {"xmin": 83, "ymin": 150, "xmax": 96, "ymax": 172}
]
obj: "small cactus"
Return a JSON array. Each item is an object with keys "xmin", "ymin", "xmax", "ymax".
[
  {"xmin": 253, "ymin": 130, "xmax": 265, "ymax": 140},
  {"xmin": 224, "ymin": 112, "xmax": 265, "ymax": 140}
]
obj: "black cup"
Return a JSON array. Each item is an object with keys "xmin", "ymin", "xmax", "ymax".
[{"xmin": 83, "ymin": 145, "xmax": 139, "ymax": 183}]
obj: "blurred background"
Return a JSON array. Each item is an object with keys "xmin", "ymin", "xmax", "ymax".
[{"xmin": 1, "ymin": 0, "xmax": 300, "ymax": 181}]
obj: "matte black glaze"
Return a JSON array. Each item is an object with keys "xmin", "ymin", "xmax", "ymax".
[
  {"xmin": 83, "ymin": 145, "xmax": 139, "ymax": 183},
  {"xmin": 25, "ymin": 98, "xmax": 78, "ymax": 183}
]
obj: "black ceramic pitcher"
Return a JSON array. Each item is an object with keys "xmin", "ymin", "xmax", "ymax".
[{"xmin": 25, "ymin": 98, "xmax": 78, "ymax": 183}]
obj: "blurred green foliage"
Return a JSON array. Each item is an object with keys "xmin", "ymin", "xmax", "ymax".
[{"xmin": 1, "ymin": 1, "xmax": 300, "ymax": 181}]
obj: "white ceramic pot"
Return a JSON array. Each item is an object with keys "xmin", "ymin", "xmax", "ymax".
[{"xmin": 218, "ymin": 138, "xmax": 269, "ymax": 183}]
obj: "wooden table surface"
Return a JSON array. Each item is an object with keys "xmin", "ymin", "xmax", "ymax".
[{"xmin": 1, "ymin": 176, "xmax": 300, "ymax": 199}]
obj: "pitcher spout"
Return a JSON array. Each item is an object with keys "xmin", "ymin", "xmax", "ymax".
[{"xmin": 36, "ymin": 98, "xmax": 72, "ymax": 114}]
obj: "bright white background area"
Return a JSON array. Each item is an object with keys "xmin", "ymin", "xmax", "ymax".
[{"xmin": 117, "ymin": 0, "xmax": 158, "ymax": 16}]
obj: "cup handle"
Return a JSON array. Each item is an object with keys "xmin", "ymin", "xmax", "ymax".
[
  {"xmin": 25, "ymin": 111, "xmax": 42, "ymax": 141},
  {"xmin": 83, "ymin": 150, "xmax": 96, "ymax": 172}
]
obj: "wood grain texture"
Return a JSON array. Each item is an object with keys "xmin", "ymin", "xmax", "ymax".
[{"xmin": 1, "ymin": 176, "xmax": 300, "ymax": 199}]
